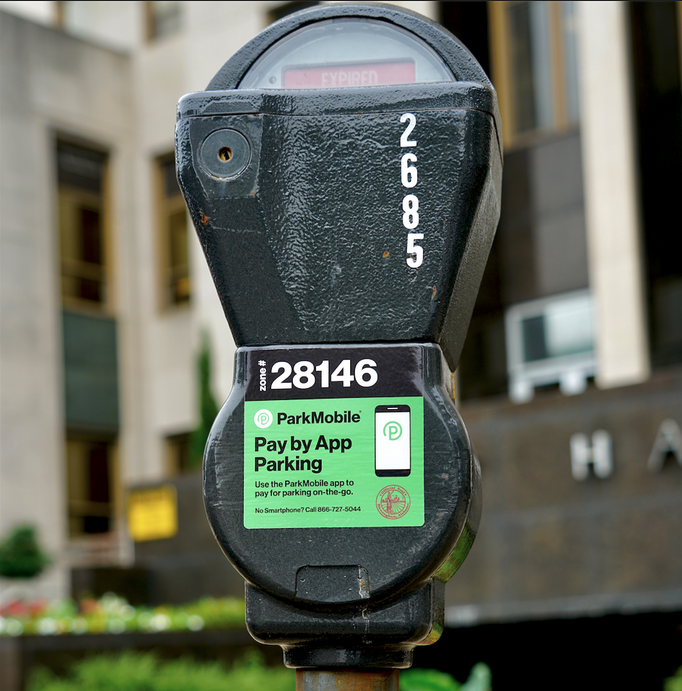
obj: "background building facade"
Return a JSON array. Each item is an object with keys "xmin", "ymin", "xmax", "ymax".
[{"xmin": 0, "ymin": 0, "xmax": 680, "ymax": 685}]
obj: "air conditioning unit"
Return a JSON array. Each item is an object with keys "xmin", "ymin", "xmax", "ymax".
[{"xmin": 505, "ymin": 290, "xmax": 596, "ymax": 403}]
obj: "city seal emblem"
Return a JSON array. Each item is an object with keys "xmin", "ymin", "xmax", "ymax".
[{"xmin": 376, "ymin": 485, "xmax": 411, "ymax": 519}]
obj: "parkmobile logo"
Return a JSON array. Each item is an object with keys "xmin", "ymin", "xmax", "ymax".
[
  {"xmin": 383, "ymin": 420, "xmax": 403, "ymax": 441},
  {"xmin": 254, "ymin": 409, "xmax": 273, "ymax": 429}
]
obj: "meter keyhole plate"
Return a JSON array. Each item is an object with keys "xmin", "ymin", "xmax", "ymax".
[{"xmin": 200, "ymin": 128, "xmax": 251, "ymax": 180}]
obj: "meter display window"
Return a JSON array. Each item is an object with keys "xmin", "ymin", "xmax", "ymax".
[{"xmin": 239, "ymin": 19, "xmax": 454, "ymax": 89}]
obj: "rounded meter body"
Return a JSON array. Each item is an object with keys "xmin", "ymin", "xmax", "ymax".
[
  {"xmin": 176, "ymin": 2, "xmax": 502, "ymax": 370},
  {"xmin": 175, "ymin": 3, "xmax": 501, "ymax": 670}
]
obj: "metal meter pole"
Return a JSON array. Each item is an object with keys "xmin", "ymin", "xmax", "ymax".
[{"xmin": 296, "ymin": 669, "xmax": 399, "ymax": 691}]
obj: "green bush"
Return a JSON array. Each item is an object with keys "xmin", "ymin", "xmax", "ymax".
[
  {"xmin": 28, "ymin": 650, "xmax": 295, "ymax": 691},
  {"xmin": 190, "ymin": 332, "xmax": 220, "ymax": 469},
  {"xmin": 0, "ymin": 593, "xmax": 245, "ymax": 637},
  {"xmin": 401, "ymin": 663, "xmax": 491, "ymax": 691},
  {"xmin": 0, "ymin": 525, "xmax": 50, "ymax": 579},
  {"xmin": 401, "ymin": 667, "xmax": 462, "ymax": 691},
  {"xmin": 665, "ymin": 666, "xmax": 682, "ymax": 691},
  {"xmin": 28, "ymin": 652, "xmax": 491, "ymax": 691}
]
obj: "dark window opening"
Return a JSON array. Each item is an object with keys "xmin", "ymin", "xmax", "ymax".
[
  {"xmin": 457, "ymin": 239, "xmax": 508, "ymax": 400},
  {"xmin": 439, "ymin": 1, "xmax": 490, "ymax": 76},
  {"xmin": 57, "ymin": 142, "xmax": 108, "ymax": 309},
  {"xmin": 66, "ymin": 436, "xmax": 115, "ymax": 537},
  {"xmin": 631, "ymin": 2, "xmax": 682, "ymax": 368},
  {"xmin": 157, "ymin": 155, "xmax": 190, "ymax": 307},
  {"xmin": 166, "ymin": 432, "xmax": 193, "ymax": 474}
]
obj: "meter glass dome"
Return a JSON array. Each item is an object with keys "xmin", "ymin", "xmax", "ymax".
[{"xmin": 239, "ymin": 18, "xmax": 454, "ymax": 89}]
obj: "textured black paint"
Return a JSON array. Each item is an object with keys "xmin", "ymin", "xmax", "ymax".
[
  {"xmin": 176, "ymin": 5, "xmax": 502, "ymax": 371},
  {"xmin": 177, "ymin": 88, "xmax": 500, "ymax": 369}
]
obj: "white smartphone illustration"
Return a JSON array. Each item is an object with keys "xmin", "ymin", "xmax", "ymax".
[{"xmin": 375, "ymin": 404, "xmax": 411, "ymax": 477}]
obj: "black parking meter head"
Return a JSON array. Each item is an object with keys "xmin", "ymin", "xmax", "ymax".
[
  {"xmin": 176, "ymin": 2, "xmax": 500, "ymax": 671},
  {"xmin": 175, "ymin": 2, "xmax": 502, "ymax": 371}
]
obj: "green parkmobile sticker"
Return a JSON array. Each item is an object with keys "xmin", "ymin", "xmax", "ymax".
[{"xmin": 243, "ymin": 346, "xmax": 424, "ymax": 530}]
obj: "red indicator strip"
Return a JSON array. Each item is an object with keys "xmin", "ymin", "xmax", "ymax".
[{"xmin": 283, "ymin": 60, "xmax": 416, "ymax": 88}]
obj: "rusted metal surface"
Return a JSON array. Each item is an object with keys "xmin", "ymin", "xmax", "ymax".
[{"xmin": 296, "ymin": 669, "xmax": 399, "ymax": 691}]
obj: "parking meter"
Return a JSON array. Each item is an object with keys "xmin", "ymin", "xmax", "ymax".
[{"xmin": 176, "ymin": 3, "xmax": 501, "ymax": 670}]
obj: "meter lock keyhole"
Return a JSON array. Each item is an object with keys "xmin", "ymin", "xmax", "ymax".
[{"xmin": 200, "ymin": 128, "xmax": 251, "ymax": 180}]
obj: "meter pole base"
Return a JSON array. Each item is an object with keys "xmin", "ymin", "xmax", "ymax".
[{"xmin": 296, "ymin": 668, "xmax": 399, "ymax": 691}]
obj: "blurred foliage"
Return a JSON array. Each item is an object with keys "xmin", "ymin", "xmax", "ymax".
[
  {"xmin": 401, "ymin": 667, "xmax": 462, "ymax": 691},
  {"xmin": 27, "ymin": 650, "xmax": 491, "ymax": 691},
  {"xmin": 0, "ymin": 525, "xmax": 51, "ymax": 579},
  {"xmin": 10, "ymin": 589, "xmax": 493, "ymax": 690},
  {"xmin": 401, "ymin": 663, "xmax": 491, "ymax": 691},
  {"xmin": 0, "ymin": 593, "xmax": 245, "ymax": 637},
  {"xmin": 190, "ymin": 332, "xmax": 220, "ymax": 469},
  {"xmin": 28, "ymin": 650, "xmax": 295, "ymax": 691},
  {"xmin": 665, "ymin": 667, "xmax": 682, "ymax": 691}
]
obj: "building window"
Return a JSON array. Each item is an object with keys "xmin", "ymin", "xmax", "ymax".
[
  {"xmin": 66, "ymin": 436, "xmax": 116, "ymax": 537},
  {"xmin": 505, "ymin": 290, "xmax": 595, "ymax": 402},
  {"xmin": 630, "ymin": 2, "xmax": 682, "ymax": 368},
  {"xmin": 490, "ymin": 1, "xmax": 579, "ymax": 147},
  {"xmin": 157, "ymin": 155, "xmax": 190, "ymax": 307},
  {"xmin": 57, "ymin": 142, "xmax": 109, "ymax": 310},
  {"xmin": 439, "ymin": 2, "xmax": 491, "ymax": 78},
  {"xmin": 166, "ymin": 432, "xmax": 193, "ymax": 474},
  {"xmin": 146, "ymin": 1, "xmax": 182, "ymax": 41}
]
